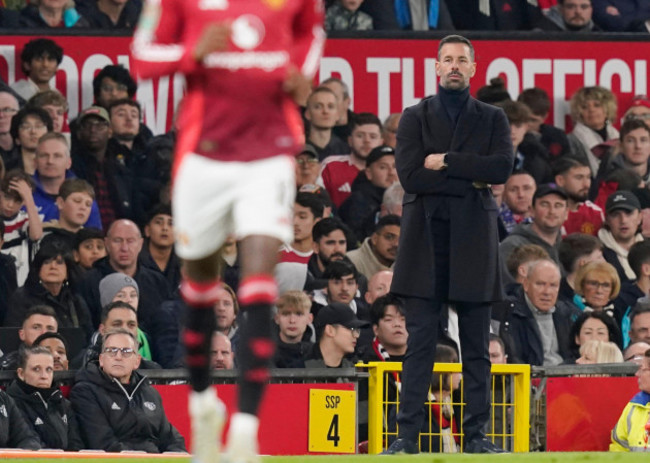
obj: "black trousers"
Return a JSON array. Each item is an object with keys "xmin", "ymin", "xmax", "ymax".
[{"xmin": 397, "ymin": 219, "xmax": 492, "ymax": 442}]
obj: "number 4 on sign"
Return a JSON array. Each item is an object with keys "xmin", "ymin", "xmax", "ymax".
[
  {"xmin": 327, "ymin": 414, "xmax": 340, "ymax": 447},
  {"xmin": 308, "ymin": 389, "xmax": 356, "ymax": 453}
]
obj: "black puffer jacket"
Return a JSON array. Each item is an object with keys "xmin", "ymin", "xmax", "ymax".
[
  {"xmin": 4, "ymin": 276, "xmax": 93, "ymax": 340},
  {"xmin": 0, "ymin": 389, "xmax": 40, "ymax": 449},
  {"xmin": 69, "ymin": 362, "xmax": 186, "ymax": 453},
  {"xmin": 7, "ymin": 379, "xmax": 84, "ymax": 450}
]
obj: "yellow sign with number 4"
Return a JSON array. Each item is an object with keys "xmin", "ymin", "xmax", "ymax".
[{"xmin": 308, "ymin": 389, "xmax": 356, "ymax": 453}]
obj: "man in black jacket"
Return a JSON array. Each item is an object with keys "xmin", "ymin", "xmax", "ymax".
[
  {"xmin": 69, "ymin": 329, "xmax": 186, "ymax": 453},
  {"xmin": 495, "ymin": 259, "xmax": 581, "ymax": 366}
]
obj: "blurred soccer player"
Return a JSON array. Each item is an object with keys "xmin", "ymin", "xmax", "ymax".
[{"xmin": 131, "ymin": 2, "xmax": 325, "ymax": 463}]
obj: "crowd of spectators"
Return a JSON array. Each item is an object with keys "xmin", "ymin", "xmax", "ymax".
[{"xmin": 0, "ymin": 26, "xmax": 650, "ymax": 452}]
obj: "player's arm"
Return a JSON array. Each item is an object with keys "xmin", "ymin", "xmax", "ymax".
[{"xmin": 283, "ymin": 0, "xmax": 326, "ymax": 104}]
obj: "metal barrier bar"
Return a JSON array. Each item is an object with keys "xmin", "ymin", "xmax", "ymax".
[{"xmin": 362, "ymin": 361, "xmax": 530, "ymax": 454}]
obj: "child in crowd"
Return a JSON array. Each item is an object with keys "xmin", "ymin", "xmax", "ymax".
[
  {"xmin": 72, "ymin": 227, "xmax": 105, "ymax": 271},
  {"xmin": 0, "ymin": 169, "xmax": 43, "ymax": 285}
]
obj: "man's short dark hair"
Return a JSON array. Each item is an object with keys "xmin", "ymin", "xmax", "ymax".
[
  {"xmin": 10, "ymin": 106, "xmax": 53, "ymax": 141},
  {"xmin": 438, "ymin": 34, "xmax": 474, "ymax": 61},
  {"xmin": 620, "ymin": 118, "xmax": 650, "ymax": 140},
  {"xmin": 146, "ymin": 203, "xmax": 172, "ymax": 225},
  {"xmin": 350, "ymin": 112, "xmax": 382, "ymax": 132},
  {"xmin": 100, "ymin": 300, "xmax": 137, "ymax": 324},
  {"xmin": 93, "ymin": 65, "xmax": 138, "ymax": 101},
  {"xmin": 631, "ymin": 299, "xmax": 650, "ymax": 326},
  {"xmin": 497, "ymin": 100, "xmax": 532, "ymax": 126},
  {"xmin": 489, "ymin": 333, "xmax": 506, "ymax": 353},
  {"xmin": 22, "ymin": 305, "xmax": 58, "ymax": 326},
  {"xmin": 517, "ymin": 88, "xmax": 551, "ymax": 117},
  {"xmin": 629, "ymin": 240, "xmax": 650, "ymax": 278},
  {"xmin": 108, "ymin": 98, "xmax": 141, "ymax": 119},
  {"xmin": 373, "ymin": 214, "xmax": 400, "ymax": 234},
  {"xmin": 558, "ymin": 233, "xmax": 602, "ymax": 274},
  {"xmin": 33, "ymin": 331, "xmax": 68, "ymax": 352},
  {"xmin": 370, "ymin": 294, "xmax": 404, "ymax": 326},
  {"xmin": 20, "ymin": 38, "xmax": 63, "ymax": 75},
  {"xmin": 323, "ymin": 260, "xmax": 359, "ymax": 283},
  {"xmin": 312, "ymin": 217, "xmax": 348, "ymax": 242},
  {"xmin": 552, "ymin": 156, "xmax": 589, "ymax": 177},
  {"xmin": 295, "ymin": 192, "xmax": 324, "ymax": 219}
]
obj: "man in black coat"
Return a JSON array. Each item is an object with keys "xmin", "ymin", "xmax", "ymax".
[
  {"xmin": 386, "ymin": 35, "xmax": 513, "ymax": 455},
  {"xmin": 69, "ymin": 329, "xmax": 186, "ymax": 453}
]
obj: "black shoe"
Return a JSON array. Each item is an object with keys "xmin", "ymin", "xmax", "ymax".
[
  {"xmin": 464, "ymin": 436, "xmax": 508, "ymax": 453},
  {"xmin": 381, "ymin": 438, "xmax": 419, "ymax": 455}
]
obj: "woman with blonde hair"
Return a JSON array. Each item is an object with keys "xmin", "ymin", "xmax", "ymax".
[
  {"xmin": 568, "ymin": 86, "xmax": 619, "ymax": 177},
  {"xmin": 576, "ymin": 339, "xmax": 624, "ymax": 364},
  {"xmin": 573, "ymin": 261, "xmax": 621, "ymax": 318}
]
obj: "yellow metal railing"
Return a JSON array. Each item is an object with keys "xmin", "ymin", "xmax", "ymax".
[{"xmin": 361, "ymin": 362, "xmax": 530, "ymax": 454}]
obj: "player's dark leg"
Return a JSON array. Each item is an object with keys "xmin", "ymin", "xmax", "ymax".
[
  {"xmin": 225, "ymin": 234, "xmax": 280, "ymax": 462},
  {"xmin": 182, "ymin": 249, "xmax": 226, "ymax": 463},
  {"xmin": 181, "ymin": 250, "xmax": 223, "ymax": 392},
  {"xmin": 235, "ymin": 234, "xmax": 280, "ymax": 414}
]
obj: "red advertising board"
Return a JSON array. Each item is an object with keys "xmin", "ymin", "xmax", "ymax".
[
  {"xmin": 156, "ymin": 382, "xmax": 355, "ymax": 455},
  {"xmin": 0, "ymin": 35, "xmax": 647, "ymax": 133},
  {"xmin": 546, "ymin": 376, "xmax": 639, "ymax": 451}
]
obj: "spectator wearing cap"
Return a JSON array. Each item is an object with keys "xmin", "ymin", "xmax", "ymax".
[
  {"xmin": 347, "ymin": 215, "xmax": 400, "ymax": 281},
  {"xmin": 339, "ymin": 145, "xmax": 397, "ymax": 241},
  {"xmin": 318, "ymin": 113, "xmax": 384, "ymax": 208},
  {"xmin": 624, "ymin": 97, "xmax": 650, "ymax": 130},
  {"xmin": 499, "ymin": 184, "xmax": 569, "ymax": 285},
  {"xmin": 10, "ymin": 38, "xmax": 63, "ymax": 101},
  {"xmin": 295, "ymin": 145, "xmax": 321, "ymax": 188},
  {"xmin": 598, "ymin": 190, "xmax": 644, "ymax": 285},
  {"xmin": 304, "ymin": 302, "xmax": 369, "ymax": 368},
  {"xmin": 598, "ymin": 119, "xmax": 650, "ymax": 188},
  {"xmin": 71, "ymin": 106, "xmax": 116, "ymax": 230},
  {"xmin": 71, "ymin": 104, "xmax": 142, "ymax": 229},
  {"xmin": 495, "ymin": 259, "xmax": 580, "ymax": 366}
]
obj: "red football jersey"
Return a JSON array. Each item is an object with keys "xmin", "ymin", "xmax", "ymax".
[{"xmin": 131, "ymin": 0, "xmax": 325, "ymax": 168}]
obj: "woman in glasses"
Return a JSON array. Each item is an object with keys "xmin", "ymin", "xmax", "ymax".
[
  {"xmin": 7, "ymin": 346, "xmax": 82, "ymax": 450},
  {"xmin": 69, "ymin": 329, "xmax": 187, "ymax": 453},
  {"xmin": 573, "ymin": 261, "xmax": 621, "ymax": 318}
]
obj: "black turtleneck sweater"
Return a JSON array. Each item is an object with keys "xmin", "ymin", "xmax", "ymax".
[{"xmin": 437, "ymin": 84, "xmax": 470, "ymax": 131}]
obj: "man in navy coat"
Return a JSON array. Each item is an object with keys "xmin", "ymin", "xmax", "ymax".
[{"xmin": 385, "ymin": 35, "xmax": 514, "ymax": 454}]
